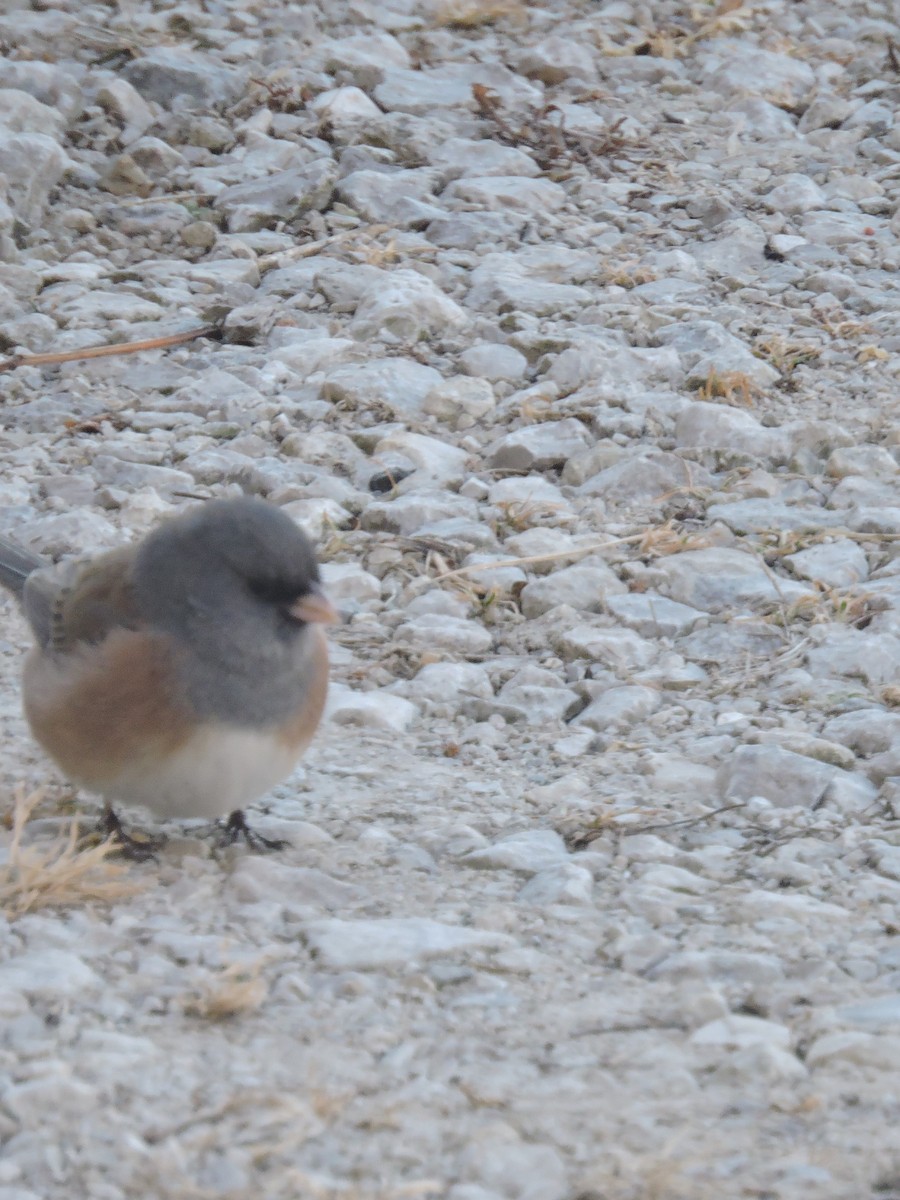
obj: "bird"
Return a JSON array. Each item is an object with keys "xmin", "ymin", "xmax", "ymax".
[{"xmin": 0, "ymin": 496, "xmax": 338, "ymax": 852}]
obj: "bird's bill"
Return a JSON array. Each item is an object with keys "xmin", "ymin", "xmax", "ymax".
[{"xmin": 288, "ymin": 587, "xmax": 339, "ymax": 625}]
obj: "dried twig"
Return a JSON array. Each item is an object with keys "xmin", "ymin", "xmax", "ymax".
[
  {"xmin": 256, "ymin": 223, "xmax": 391, "ymax": 274},
  {"xmin": 428, "ymin": 533, "xmax": 647, "ymax": 585},
  {"xmin": 0, "ymin": 325, "xmax": 217, "ymax": 375}
]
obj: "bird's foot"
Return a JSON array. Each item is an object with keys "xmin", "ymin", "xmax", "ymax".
[
  {"xmin": 99, "ymin": 808, "xmax": 163, "ymax": 861},
  {"xmin": 219, "ymin": 809, "xmax": 290, "ymax": 852}
]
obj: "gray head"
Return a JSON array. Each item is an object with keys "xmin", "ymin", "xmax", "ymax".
[
  {"xmin": 131, "ymin": 497, "xmax": 335, "ymax": 725},
  {"xmin": 132, "ymin": 496, "xmax": 333, "ymax": 650}
]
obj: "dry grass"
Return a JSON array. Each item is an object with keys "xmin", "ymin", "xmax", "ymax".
[
  {"xmin": 183, "ymin": 959, "xmax": 269, "ymax": 1020},
  {"xmin": 0, "ymin": 786, "xmax": 140, "ymax": 917},
  {"xmin": 637, "ymin": 522, "xmax": 711, "ymax": 557},
  {"xmin": 755, "ymin": 334, "xmax": 821, "ymax": 374},
  {"xmin": 857, "ymin": 343, "xmax": 889, "ymax": 363},
  {"xmin": 696, "ymin": 368, "xmax": 760, "ymax": 406},
  {"xmin": 780, "ymin": 586, "xmax": 879, "ymax": 629},
  {"xmin": 600, "ymin": 260, "xmax": 658, "ymax": 288},
  {"xmin": 430, "ymin": 0, "xmax": 525, "ymax": 28}
]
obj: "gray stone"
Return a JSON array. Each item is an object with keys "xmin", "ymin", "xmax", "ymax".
[
  {"xmin": 459, "ymin": 343, "xmax": 528, "ymax": 382},
  {"xmin": 698, "ymin": 42, "xmax": 815, "ymax": 105},
  {"xmin": 17, "ymin": 510, "xmax": 120, "ymax": 556},
  {"xmin": 806, "ymin": 1031, "xmax": 900, "ymax": 1069},
  {"xmin": 375, "ymin": 63, "xmax": 542, "ymax": 116},
  {"xmin": 404, "ymin": 662, "xmax": 494, "ymax": 709},
  {"xmin": 579, "ymin": 451, "xmax": 709, "ymax": 506},
  {"xmin": 319, "ymin": 562, "xmax": 381, "ymax": 609},
  {"xmin": 762, "ymin": 174, "xmax": 826, "ymax": 214},
  {"xmin": 462, "ymin": 830, "xmax": 569, "ymax": 875},
  {"xmin": 0, "ymin": 132, "xmax": 71, "ymax": 226},
  {"xmin": 351, "ymin": 270, "xmax": 468, "ymax": 340},
  {"xmin": 91, "ymin": 456, "xmax": 195, "ymax": 497},
  {"xmin": 431, "ymin": 137, "xmax": 539, "ymax": 180},
  {"xmin": 494, "ymin": 667, "xmax": 579, "ymax": 725},
  {"xmin": 320, "ymin": 31, "xmax": 411, "ymax": 77},
  {"xmin": 719, "ymin": 744, "xmax": 868, "ymax": 810},
  {"xmin": 488, "ymin": 476, "xmax": 570, "ymax": 523},
  {"xmin": 604, "ymin": 592, "xmax": 704, "ymax": 639},
  {"xmin": 656, "ymin": 548, "xmax": 809, "ymax": 612},
  {"xmin": 372, "ymin": 429, "xmax": 469, "ymax": 486},
  {"xmin": 518, "ymin": 863, "xmax": 594, "ymax": 905},
  {"xmin": 309, "ymin": 86, "xmax": 383, "ymax": 132},
  {"xmin": 804, "ymin": 627, "xmax": 900, "ymax": 688},
  {"xmin": 561, "ymin": 442, "xmax": 624, "ymax": 486},
  {"xmin": 0, "ymin": 87, "xmax": 65, "ymax": 136},
  {"xmin": 96, "ymin": 79, "xmax": 156, "ymax": 145},
  {"xmin": 444, "ymin": 175, "xmax": 567, "ymax": 215},
  {"xmin": 784, "ymin": 540, "xmax": 869, "ymax": 589},
  {"xmin": 675, "ymin": 401, "xmax": 790, "ymax": 460},
  {"xmin": 705, "ymin": 500, "xmax": 847, "ymax": 534},
  {"xmin": 302, "ymin": 917, "xmax": 516, "ymax": 969},
  {"xmin": 826, "ymin": 445, "xmax": 898, "ymax": 480},
  {"xmin": 0, "ymin": 59, "xmax": 82, "ymax": 119},
  {"xmin": 822, "ymin": 710, "xmax": 900, "ymax": 756},
  {"xmin": 516, "ymin": 37, "xmax": 598, "ymax": 84},
  {"xmin": 502, "ymin": 529, "xmax": 589, "ymax": 573},
  {"xmin": 554, "ymin": 623, "xmax": 657, "ymax": 670},
  {"xmin": 656, "ymin": 321, "xmax": 779, "ymax": 389},
  {"xmin": 214, "ymin": 160, "xmax": 337, "ymax": 231},
  {"xmin": 836, "ymin": 996, "xmax": 900, "ymax": 1031},
  {"xmin": 124, "ymin": 48, "xmax": 243, "ymax": 107},
  {"xmin": 362, "ymin": 490, "xmax": 478, "ymax": 536},
  {"xmin": 460, "ymin": 555, "xmax": 527, "ymax": 595},
  {"xmin": 546, "ymin": 339, "xmax": 679, "ymax": 395},
  {"xmin": 396, "ymin": 614, "xmax": 493, "ymax": 657},
  {"xmin": 520, "ymin": 562, "xmax": 624, "ymax": 619},
  {"xmin": 423, "ymin": 377, "xmax": 496, "ymax": 430},
  {"xmin": 326, "ymin": 686, "xmax": 419, "ymax": 733},
  {"xmin": 426, "ymin": 210, "xmax": 527, "ymax": 249},
  {"xmin": 489, "ymin": 419, "xmax": 592, "ymax": 472},
  {"xmin": 336, "ymin": 168, "xmax": 445, "ymax": 228},
  {"xmin": 321, "ymin": 359, "xmax": 443, "ymax": 420},
  {"xmin": 458, "ymin": 1129, "xmax": 567, "ymax": 1200},
  {"xmin": 467, "ymin": 257, "xmax": 591, "ymax": 316},
  {"xmin": 0, "ymin": 950, "xmax": 101, "ymax": 998},
  {"xmin": 572, "ymin": 685, "xmax": 661, "ymax": 732}
]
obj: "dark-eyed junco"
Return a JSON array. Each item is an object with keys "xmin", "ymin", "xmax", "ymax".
[{"xmin": 0, "ymin": 497, "xmax": 337, "ymax": 850}]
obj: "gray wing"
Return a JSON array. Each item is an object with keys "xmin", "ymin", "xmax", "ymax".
[
  {"xmin": 0, "ymin": 535, "xmax": 140, "ymax": 651},
  {"xmin": 0, "ymin": 534, "xmax": 64, "ymax": 648},
  {"xmin": 22, "ymin": 564, "xmax": 76, "ymax": 650},
  {"xmin": 0, "ymin": 534, "xmax": 45, "ymax": 597}
]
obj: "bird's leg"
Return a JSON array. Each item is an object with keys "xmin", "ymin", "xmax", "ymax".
[
  {"xmin": 220, "ymin": 809, "xmax": 289, "ymax": 852},
  {"xmin": 100, "ymin": 805, "xmax": 162, "ymax": 860}
]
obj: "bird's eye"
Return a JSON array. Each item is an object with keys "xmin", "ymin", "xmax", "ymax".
[{"xmin": 247, "ymin": 578, "xmax": 302, "ymax": 606}]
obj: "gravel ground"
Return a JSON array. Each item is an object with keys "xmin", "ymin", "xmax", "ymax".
[{"xmin": 1, "ymin": 1, "xmax": 900, "ymax": 1197}]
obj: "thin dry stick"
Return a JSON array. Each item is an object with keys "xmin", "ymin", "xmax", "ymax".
[
  {"xmin": 257, "ymin": 223, "xmax": 391, "ymax": 274},
  {"xmin": 619, "ymin": 802, "xmax": 747, "ymax": 835},
  {"xmin": 0, "ymin": 324, "xmax": 217, "ymax": 375},
  {"xmin": 429, "ymin": 532, "xmax": 648, "ymax": 585}
]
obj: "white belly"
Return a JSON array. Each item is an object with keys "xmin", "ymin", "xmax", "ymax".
[{"xmin": 100, "ymin": 725, "xmax": 306, "ymax": 819}]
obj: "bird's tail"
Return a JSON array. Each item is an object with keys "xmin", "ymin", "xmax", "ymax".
[{"xmin": 0, "ymin": 534, "xmax": 45, "ymax": 596}]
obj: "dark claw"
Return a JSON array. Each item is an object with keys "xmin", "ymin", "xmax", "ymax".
[
  {"xmin": 220, "ymin": 809, "xmax": 289, "ymax": 852},
  {"xmin": 100, "ymin": 807, "xmax": 162, "ymax": 861}
]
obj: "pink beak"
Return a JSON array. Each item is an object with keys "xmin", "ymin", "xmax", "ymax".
[{"xmin": 288, "ymin": 587, "xmax": 339, "ymax": 625}]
